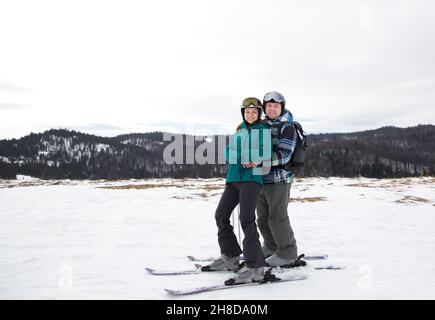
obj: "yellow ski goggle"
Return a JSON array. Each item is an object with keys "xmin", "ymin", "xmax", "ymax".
[{"xmin": 241, "ymin": 97, "xmax": 262, "ymax": 108}]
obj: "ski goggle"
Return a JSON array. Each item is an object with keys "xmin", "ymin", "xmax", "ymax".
[
  {"xmin": 263, "ymin": 91, "xmax": 285, "ymax": 104},
  {"xmin": 241, "ymin": 97, "xmax": 262, "ymax": 108}
]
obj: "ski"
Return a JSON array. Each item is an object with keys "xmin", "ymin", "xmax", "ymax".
[
  {"xmin": 145, "ymin": 264, "xmax": 202, "ymax": 275},
  {"xmin": 146, "ymin": 263, "xmax": 343, "ymax": 275},
  {"xmin": 164, "ymin": 274, "xmax": 308, "ymax": 296},
  {"xmin": 187, "ymin": 253, "xmax": 328, "ymax": 262},
  {"xmin": 146, "ymin": 255, "xmax": 343, "ymax": 276},
  {"xmin": 187, "ymin": 255, "xmax": 215, "ymax": 262},
  {"xmin": 304, "ymin": 255, "xmax": 329, "ymax": 261},
  {"xmin": 266, "ymin": 256, "xmax": 344, "ymax": 271},
  {"xmin": 314, "ymin": 265, "xmax": 345, "ymax": 270}
]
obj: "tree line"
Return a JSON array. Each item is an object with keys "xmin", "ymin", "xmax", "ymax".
[{"xmin": 0, "ymin": 125, "xmax": 433, "ymax": 180}]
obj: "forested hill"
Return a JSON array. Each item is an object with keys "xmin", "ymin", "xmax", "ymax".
[
  {"xmin": 305, "ymin": 125, "xmax": 434, "ymax": 177},
  {"xmin": 0, "ymin": 125, "xmax": 433, "ymax": 179}
]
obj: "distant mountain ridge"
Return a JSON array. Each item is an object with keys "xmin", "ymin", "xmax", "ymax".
[{"xmin": 0, "ymin": 125, "xmax": 434, "ymax": 179}]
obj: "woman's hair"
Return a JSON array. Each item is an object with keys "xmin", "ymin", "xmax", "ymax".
[{"xmin": 236, "ymin": 122, "xmax": 243, "ymax": 131}]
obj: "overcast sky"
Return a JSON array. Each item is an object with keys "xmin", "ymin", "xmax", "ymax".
[{"xmin": 1, "ymin": 0, "xmax": 434, "ymax": 139}]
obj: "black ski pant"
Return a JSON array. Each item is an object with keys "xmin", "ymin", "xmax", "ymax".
[{"xmin": 215, "ymin": 181, "xmax": 265, "ymax": 268}]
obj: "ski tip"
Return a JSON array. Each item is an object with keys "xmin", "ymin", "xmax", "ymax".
[
  {"xmin": 194, "ymin": 263, "xmax": 202, "ymax": 269},
  {"xmin": 187, "ymin": 255, "xmax": 195, "ymax": 261},
  {"xmin": 144, "ymin": 267, "xmax": 155, "ymax": 274},
  {"xmin": 314, "ymin": 265, "xmax": 345, "ymax": 270},
  {"xmin": 164, "ymin": 288, "xmax": 180, "ymax": 296},
  {"xmin": 304, "ymin": 254, "xmax": 328, "ymax": 260}
]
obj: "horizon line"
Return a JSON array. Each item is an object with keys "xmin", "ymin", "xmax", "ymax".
[{"xmin": 1, "ymin": 123, "xmax": 434, "ymax": 141}]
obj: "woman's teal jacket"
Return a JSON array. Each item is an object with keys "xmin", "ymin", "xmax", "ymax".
[{"xmin": 225, "ymin": 121, "xmax": 271, "ymax": 186}]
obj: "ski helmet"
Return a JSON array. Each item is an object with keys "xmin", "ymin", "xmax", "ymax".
[
  {"xmin": 240, "ymin": 97, "xmax": 262, "ymax": 123},
  {"xmin": 263, "ymin": 91, "xmax": 286, "ymax": 115}
]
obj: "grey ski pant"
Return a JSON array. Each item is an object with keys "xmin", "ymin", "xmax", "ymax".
[
  {"xmin": 215, "ymin": 182, "xmax": 265, "ymax": 268},
  {"xmin": 256, "ymin": 183, "xmax": 298, "ymax": 259}
]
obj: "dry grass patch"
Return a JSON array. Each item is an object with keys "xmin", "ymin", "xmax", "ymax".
[
  {"xmin": 394, "ymin": 196, "xmax": 431, "ymax": 204},
  {"xmin": 172, "ymin": 196, "xmax": 194, "ymax": 200},
  {"xmin": 200, "ymin": 184, "xmax": 224, "ymax": 191},
  {"xmin": 346, "ymin": 177, "xmax": 435, "ymax": 189},
  {"xmin": 0, "ymin": 180, "xmax": 77, "ymax": 188},
  {"xmin": 290, "ymin": 196, "xmax": 327, "ymax": 203},
  {"xmin": 345, "ymin": 183, "xmax": 380, "ymax": 188},
  {"xmin": 98, "ymin": 184, "xmax": 184, "ymax": 190},
  {"xmin": 172, "ymin": 192, "xmax": 221, "ymax": 200}
]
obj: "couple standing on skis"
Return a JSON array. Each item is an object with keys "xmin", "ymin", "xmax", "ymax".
[{"xmin": 205, "ymin": 91, "xmax": 299, "ymax": 284}]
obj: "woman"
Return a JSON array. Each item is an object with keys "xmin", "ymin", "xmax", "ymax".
[{"xmin": 202, "ymin": 97, "xmax": 271, "ymax": 285}]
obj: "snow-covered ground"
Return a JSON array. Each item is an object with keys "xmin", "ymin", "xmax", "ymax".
[{"xmin": 0, "ymin": 176, "xmax": 434, "ymax": 299}]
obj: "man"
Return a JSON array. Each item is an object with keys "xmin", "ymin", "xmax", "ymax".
[{"xmin": 257, "ymin": 91, "xmax": 299, "ymax": 266}]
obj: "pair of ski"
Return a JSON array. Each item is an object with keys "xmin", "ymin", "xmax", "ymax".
[
  {"xmin": 146, "ymin": 254, "xmax": 343, "ymax": 296},
  {"xmin": 146, "ymin": 254, "xmax": 340, "ymax": 276}
]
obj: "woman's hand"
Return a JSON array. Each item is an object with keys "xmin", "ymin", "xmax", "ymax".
[{"xmin": 242, "ymin": 162, "xmax": 259, "ymax": 168}]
